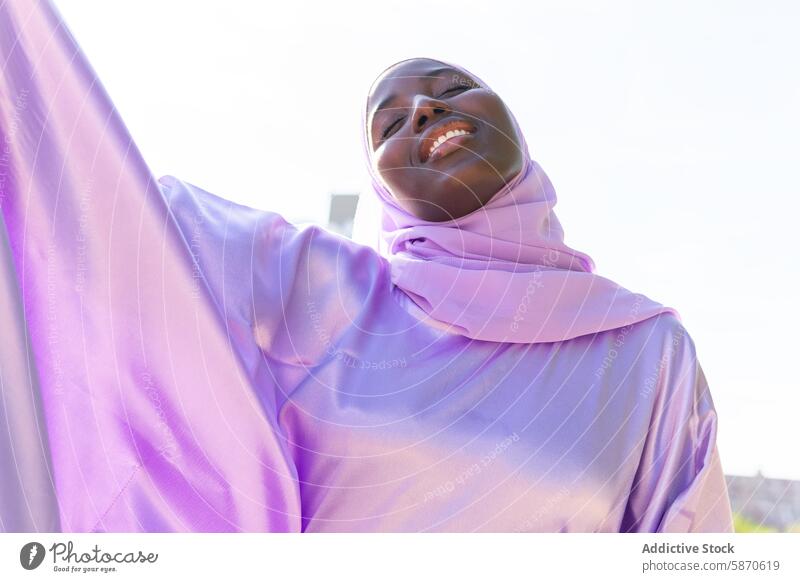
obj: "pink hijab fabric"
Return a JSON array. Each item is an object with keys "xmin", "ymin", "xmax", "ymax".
[{"xmin": 362, "ymin": 60, "xmax": 679, "ymax": 343}]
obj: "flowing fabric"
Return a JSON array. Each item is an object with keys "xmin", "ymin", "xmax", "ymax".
[
  {"xmin": 0, "ymin": 0, "xmax": 300, "ymax": 532},
  {"xmin": 358, "ymin": 60, "xmax": 679, "ymax": 344},
  {"xmin": 0, "ymin": 0, "xmax": 733, "ymax": 532}
]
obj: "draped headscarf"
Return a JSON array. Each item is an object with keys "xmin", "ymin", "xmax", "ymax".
[{"xmin": 356, "ymin": 58, "xmax": 679, "ymax": 343}]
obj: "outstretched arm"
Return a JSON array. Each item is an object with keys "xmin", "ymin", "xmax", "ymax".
[{"xmin": 0, "ymin": 0, "xmax": 301, "ymax": 532}]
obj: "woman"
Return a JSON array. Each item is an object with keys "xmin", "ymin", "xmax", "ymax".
[{"xmin": 0, "ymin": 1, "xmax": 732, "ymax": 532}]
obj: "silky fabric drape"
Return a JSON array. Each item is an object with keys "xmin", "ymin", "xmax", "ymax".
[
  {"xmin": 0, "ymin": 0, "xmax": 733, "ymax": 532},
  {"xmin": 0, "ymin": 0, "xmax": 301, "ymax": 532}
]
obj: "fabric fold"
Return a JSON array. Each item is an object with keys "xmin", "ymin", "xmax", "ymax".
[
  {"xmin": 620, "ymin": 329, "xmax": 733, "ymax": 533},
  {"xmin": 0, "ymin": 0, "xmax": 301, "ymax": 532}
]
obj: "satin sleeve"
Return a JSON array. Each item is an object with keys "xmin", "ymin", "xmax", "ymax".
[
  {"xmin": 621, "ymin": 321, "xmax": 734, "ymax": 533},
  {"xmin": 0, "ymin": 0, "xmax": 301, "ymax": 531}
]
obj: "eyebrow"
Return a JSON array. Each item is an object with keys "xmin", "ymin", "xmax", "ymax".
[{"xmin": 372, "ymin": 66, "xmax": 458, "ymax": 114}]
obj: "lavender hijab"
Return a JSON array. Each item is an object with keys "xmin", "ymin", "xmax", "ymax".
[{"xmin": 359, "ymin": 59, "xmax": 679, "ymax": 343}]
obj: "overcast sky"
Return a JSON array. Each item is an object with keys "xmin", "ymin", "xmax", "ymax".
[{"xmin": 54, "ymin": 0, "xmax": 800, "ymax": 479}]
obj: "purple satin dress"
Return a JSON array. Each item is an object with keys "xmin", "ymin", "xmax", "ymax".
[{"xmin": 0, "ymin": 0, "xmax": 733, "ymax": 532}]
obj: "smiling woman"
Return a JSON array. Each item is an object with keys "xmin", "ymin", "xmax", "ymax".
[
  {"xmin": 0, "ymin": 0, "xmax": 733, "ymax": 534},
  {"xmin": 359, "ymin": 57, "xmax": 680, "ymax": 346}
]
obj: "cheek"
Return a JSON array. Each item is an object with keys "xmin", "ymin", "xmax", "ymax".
[
  {"xmin": 373, "ymin": 137, "xmax": 410, "ymax": 167},
  {"xmin": 370, "ymin": 143, "xmax": 388, "ymax": 173},
  {"xmin": 463, "ymin": 94, "xmax": 519, "ymax": 143},
  {"xmin": 489, "ymin": 107, "xmax": 521, "ymax": 152},
  {"xmin": 372, "ymin": 143, "xmax": 413, "ymax": 190}
]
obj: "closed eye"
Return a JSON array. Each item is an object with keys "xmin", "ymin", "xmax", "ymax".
[
  {"xmin": 382, "ymin": 116, "xmax": 405, "ymax": 139},
  {"xmin": 438, "ymin": 84, "xmax": 470, "ymax": 98}
]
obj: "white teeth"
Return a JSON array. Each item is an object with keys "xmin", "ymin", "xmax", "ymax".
[{"xmin": 428, "ymin": 128, "xmax": 470, "ymax": 157}]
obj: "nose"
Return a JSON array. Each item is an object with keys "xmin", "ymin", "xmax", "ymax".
[{"xmin": 410, "ymin": 94, "xmax": 448, "ymax": 134}]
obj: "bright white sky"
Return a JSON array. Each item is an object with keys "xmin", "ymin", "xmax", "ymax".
[{"xmin": 54, "ymin": 0, "xmax": 800, "ymax": 479}]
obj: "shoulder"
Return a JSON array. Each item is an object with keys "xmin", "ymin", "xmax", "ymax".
[
  {"xmin": 627, "ymin": 312, "xmax": 715, "ymax": 424},
  {"xmin": 586, "ymin": 310, "xmax": 704, "ymax": 409},
  {"xmin": 587, "ymin": 311, "xmax": 695, "ymax": 376},
  {"xmin": 624, "ymin": 311, "xmax": 697, "ymax": 364}
]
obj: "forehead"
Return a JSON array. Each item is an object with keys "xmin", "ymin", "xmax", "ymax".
[{"xmin": 368, "ymin": 59, "xmax": 464, "ymax": 108}]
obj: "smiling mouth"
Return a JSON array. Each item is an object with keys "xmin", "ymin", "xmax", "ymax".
[{"xmin": 419, "ymin": 118, "xmax": 477, "ymax": 163}]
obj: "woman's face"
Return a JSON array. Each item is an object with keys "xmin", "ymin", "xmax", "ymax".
[{"xmin": 367, "ymin": 58, "xmax": 524, "ymax": 222}]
